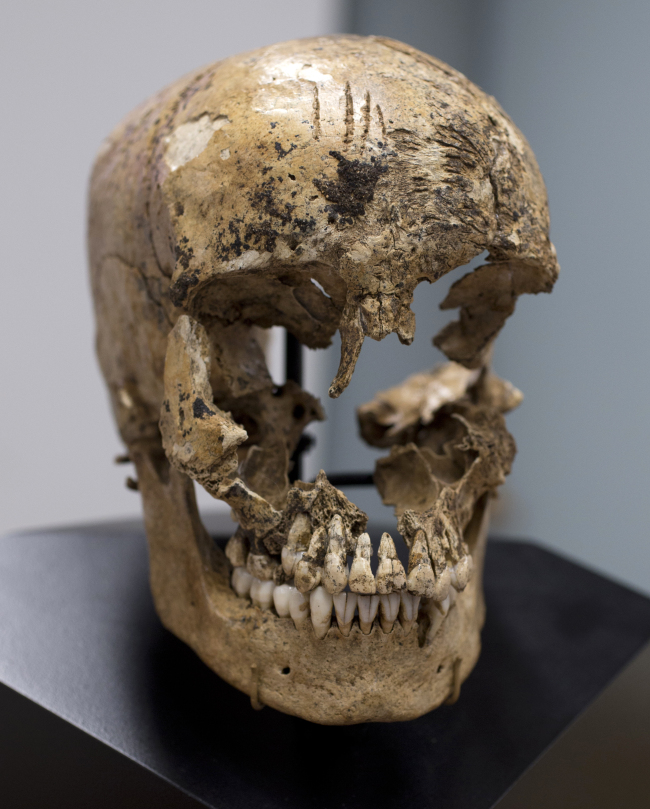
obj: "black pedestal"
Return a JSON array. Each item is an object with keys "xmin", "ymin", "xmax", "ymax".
[{"xmin": 1, "ymin": 518, "xmax": 650, "ymax": 809}]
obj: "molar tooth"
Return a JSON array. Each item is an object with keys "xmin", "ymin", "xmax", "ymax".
[
  {"xmin": 379, "ymin": 592, "xmax": 401, "ymax": 633},
  {"xmin": 273, "ymin": 583, "xmax": 293, "ymax": 617},
  {"xmin": 289, "ymin": 588, "xmax": 310, "ymax": 628},
  {"xmin": 406, "ymin": 530, "xmax": 435, "ymax": 597},
  {"xmin": 358, "ymin": 594, "xmax": 380, "ymax": 634},
  {"xmin": 349, "ymin": 532, "xmax": 376, "ymax": 594},
  {"xmin": 282, "ymin": 513, "xmax": 311, "ymax": 576},
  {"xmin": 310, "ymin": 586, "xmax": 334, "ymax": 639},
  {"xmin": 225, "ymin": 531, "xmax": 248, "ymax": 568},
  {"xmin": 231, "ymin": 567, "xmax": 253, "ymax": 598},
  {"xmin": 250, "ymin": 577, "xmax": 275, "ymax": 610},
  {"xmin": 451, "ymin": 555, "xmax": 473, "ymax": 590},
  {"xmin": 323, "ymin": 515, "xmax": 349, "ymax": 594},
  {"xmin": 294, "ymin": 527, "xmax": 327, "ymax": 593},
  {"xmin": 333, "ymin": 592, "xmax": 357, "ymax": 636},
  {"xmin": 399, "ymin": 591, "xmax": 421, "ymax": 635},
  {"xmin": 246, "ymin": 552, "xmax": 278, "ymax": 581}
]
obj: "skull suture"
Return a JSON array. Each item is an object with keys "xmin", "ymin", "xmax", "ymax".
[{"xmin": 89, "ymin": 35, "xmax": 557, "ymax": 724}]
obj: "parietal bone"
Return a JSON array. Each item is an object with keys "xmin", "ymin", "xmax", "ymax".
[{"xmin": 89, "ymin": 34, "xmax": 558, "ymax": 724}]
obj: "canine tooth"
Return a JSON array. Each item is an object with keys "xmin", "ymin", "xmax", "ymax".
[
  {"xmin": 451, "ymin": 555, "xmax": 473, "ymax": 590},
  {"xmin": 323, "ymin": 515, "xmax": 349, "ymax": 594},
  {"xmin": 282, "ymin": 513, "xmax": 311, "ymax": 575},
  {"xmin": 376, "ymin": 533, "xmax": 396, "ymax": 594},
  {"xmin": 349, "ymin": 533, "xmax": 376, "ymax": 594},
  {"xmin": 379, "ymin": 592, "xmax": 401, "ymax": 633},
  {"xmin": 431, "ymin": 566, "xmax": 452, "ymax": 602},
  {"xmin": 358, "ymin": 594, "xmax": 380, "ymax": 634},
  {"xmin": 425, "ymin": 600, "xmax": 446, "ymax": 644},
  {"xmin": 406, "ymin": 530, "xmax": 435, "ymax": 597},
  {"xmin": 289, "ymin": 588, "xmax": 310, "ymax": 628},
  {"xmin": 399, "ymin": 591, "xmax": 421, "ymax": 635},
  {"xmin": 294, "ymin": 527, "xmax": 326, "ymax": 593},
  {"xmin": 273, "ymin": 583, "xmax": 293, "ymax": 617},
  {"xmin": 225, "ymin": 532, "xmax": 248, "ymax": 568},
  {"xmin": 333, "ymin": 592, "xmax": 357, "ymax": 636},
  {"xmin": 250, "ymin": 578, "xmax": 275, "ymax": 610},
  {"xmin": 246, "ymin": 552, "xmax": 277, "ymax": 581},
  {"xmin": 231, "ymin": 567, "xmax": 253, "ymax": 598},
  {"xmin": 310, "ymin": 586, "xmax": 334, "ymax": 639}
]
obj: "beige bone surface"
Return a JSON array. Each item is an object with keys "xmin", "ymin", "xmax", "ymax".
[{"xmin": 89, "ymin": 35, "xmax": 557, "ymax": 724}]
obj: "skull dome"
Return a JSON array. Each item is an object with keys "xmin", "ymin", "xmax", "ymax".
[{"xmin": 89, "ymin": 35, "xmax": 558, "ymax": 724}]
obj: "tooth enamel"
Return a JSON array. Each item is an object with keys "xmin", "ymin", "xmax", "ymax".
[
  {"xmin": 406, "ymin": 530, "xmax": 435, "ymax": 597},
  {"xmin": 379, "ymin": 592, "xmax": 401, "ymax": 633},
  {"xmin": 231, "ymin": 566, "xmax": 253, "ymax": 598},
  {"xmin": 225, "ymin": 531, "xmax": 248, "ymax": 568},
  {"xmin": 349, "ymin": 532, "xmax": 376, "ymax": 594},
  {"xmin": 333, "ymin": 591, "xmax": 357, "ymax": 636},
  {"xmin": 294, "ymin": 527, "xmax": 327, "ymax": 593},
  {"xmin": 376, "ymin": 532, "xmax": 407, "ymax": 594},
  {"xmin": 250, "ymin": 577, "xmax": 275, "ymax": 609},
  {"xmin": 310, "ymin": 586, "xmax": 334, "ymax": 639},
  {"xmin": 430, "ymin": 566, "xmax": 452, "ymax": 602},
  {"xmin": 435, "ymin": 594, "xmax": 451, "ymax": 616},
  {"xmin": 358, "ymin": 594, "xmax": 380, "ymax": 634},
  {"xmin": 451, "ymin": 555, "xmax": 473, "ymax": 590},
  {"xmin": 425, "ymin": 600, "xmax": 446, "ymax": 644},
  {"xmin": 288, "ymin": 588, "xmax": 310, "ymax": 628},
  {"xmin": 246, "ymin": 552, "xmax": 278, "ymax": 581},
  {"xmin": 323, "ymin": 515, "xmax": 349, "ymax": 594},
  {"xmin": 399, "ymin": 591, "xmax": 421, "ymax": 635},
  {"xmin": 282, "ymin": 513, "xmax": 312, "ymax": 576},
  {"xmin": 273, "ymin": 583, "xmax": 293, "ymax": 617}
]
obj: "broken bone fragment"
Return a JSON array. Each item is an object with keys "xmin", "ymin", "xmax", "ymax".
[{"xmin": 90, "ymin": 32, "xmax": 558, "ymax": 723}]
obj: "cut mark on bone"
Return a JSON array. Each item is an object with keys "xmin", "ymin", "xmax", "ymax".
[
  {"xmin": 343, "ymin": 82, "xmax": 354, "ymax": 144},
  {"xmin": 312, "ymin": 85, "xmax": 321, "ymax": 140},
  {"xmin": 361, "ymin": 91, "xmax": 371, "ymax": 148}
]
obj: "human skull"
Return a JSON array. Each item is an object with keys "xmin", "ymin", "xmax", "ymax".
[{"xmin": 89, "ymin": 35, "xmax": 557, "ymax": 724}]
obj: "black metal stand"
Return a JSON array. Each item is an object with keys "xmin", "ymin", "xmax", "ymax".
[{"xmin": 2, "ymin": 516, "xmax": 650, "ymax": 808}]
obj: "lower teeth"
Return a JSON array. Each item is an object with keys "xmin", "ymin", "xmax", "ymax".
[{"xmin": 230, "ymin": 566, "xmax": 461, "ymax": 638}]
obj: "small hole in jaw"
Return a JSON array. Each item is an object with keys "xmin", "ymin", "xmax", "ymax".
[
  {"xmin": 281, "ymin": 666, "xmax": 291, "ymax": 675},
  {"xmin": 437, "ymin": 664, "xmax": 444, "ymax": 673},
  {"xmin": 293, "ymin": 404, "xmax": 306, "ymax": 420}
]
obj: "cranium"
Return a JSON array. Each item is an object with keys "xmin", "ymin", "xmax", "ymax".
[{"xmin": 89, "ymin": 35, "xmax": 557, "ymax": 724}]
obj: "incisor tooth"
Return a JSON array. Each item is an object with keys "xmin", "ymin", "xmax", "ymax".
[
  {"xmin": 250, "ymin": 578, "xmax": 275, "ymax": 610},
  {"xmin": 282, "ymin": 513, "xmax": 311, "ymax": 576},
  {"xmin": 231, "ymin": 567, "xmax": 253, "ymax": 598},
  {"xmin": 349, "ymin": 533, "xmax": 376, "ymax": 594},
  {"xmin": 406, "ymin": 530, "xmax": 435, "ymax": 597},
  {"xmin": 288, "ymin": 588, "xmax": 310, "ymax": 628},
  {"xmin": 451, "ymin": 555, "xmax": 473, "ymax": 590},
  {"xmin": 323, "ymin": 515, "xmax": 348, "ymax": 594},
  {"xmin": 273, "ymin": 583, "xmax": 293, "ymax": 617},
  {"xmin": 225, "ymin": 531, "xmax": 248, "ymax": 568},
  {"xmin": 333, "ymin": 591, "xmax": 357, "ymax": 636},
  {"xmin": 310, "ymin": 586, "xmax": 333, "ymax": 639},
  {"xmin": 399, "ymin": 591, "xmax": 420, "ymax": 635},
  {"xmin": 379, "ymin": 592, "xmax": 401, "ymax": 633},
  {"xmin": 358, "ymin": 594, "xmax": 380, "ymax": 634},
  {"xmin": 294, "ymin": 527, "xmax": 327, "ymax": 593}
]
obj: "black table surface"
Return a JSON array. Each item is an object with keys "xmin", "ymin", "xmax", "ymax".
[{"xmin": 1, "ymin": 517, "xmax": 650, "ymax": 809}]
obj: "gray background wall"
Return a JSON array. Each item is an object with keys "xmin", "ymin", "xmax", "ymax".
[{"xmin": 3, "ymin": 1, "xmax": 649, "ymax": 596}]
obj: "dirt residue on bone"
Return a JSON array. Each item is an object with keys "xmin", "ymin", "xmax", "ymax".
[{"xmin": 313, "ymin": 150, "xmax": 387, "ymax": 221}]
